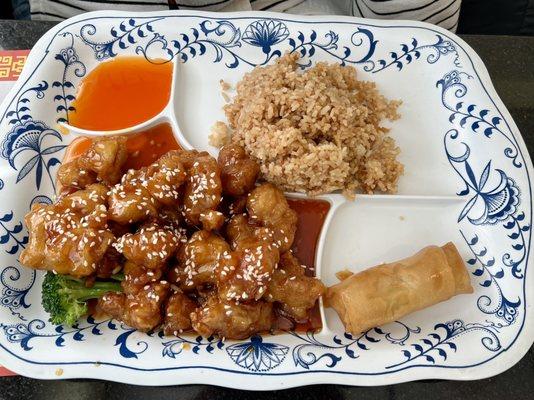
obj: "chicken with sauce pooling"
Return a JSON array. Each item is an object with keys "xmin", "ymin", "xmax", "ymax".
[{"xmin": 20, "ymin": 137, "xmax": 325, "ymax": 339}]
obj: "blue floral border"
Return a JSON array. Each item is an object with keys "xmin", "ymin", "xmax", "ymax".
[{"xmin": 0, "ymin": 13, "xmax": 531, "ymax": 379}]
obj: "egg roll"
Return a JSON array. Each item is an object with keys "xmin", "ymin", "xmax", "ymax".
[{"xmin": 325, "ymin": 242, "xmax": 473, "ymax": 334}]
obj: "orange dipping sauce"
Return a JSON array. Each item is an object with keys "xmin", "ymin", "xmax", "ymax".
[
  {"xmin": 70, "ymin": 56, "xmax": 172, "ymax": 131},
  {"xmin": 62, "ymin": 123, "xmax": 180, "ymax": 168}
]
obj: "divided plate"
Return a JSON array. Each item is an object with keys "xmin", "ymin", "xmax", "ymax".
[{"xmin": 0, "ymin": 10, "xmax": 532, "ymax": 388}]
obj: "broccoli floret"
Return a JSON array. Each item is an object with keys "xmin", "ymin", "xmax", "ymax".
[{"xmin": 41, "ymin": 272, "xmax": 122, "ymax": 326}]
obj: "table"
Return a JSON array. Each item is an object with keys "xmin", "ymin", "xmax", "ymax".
[{"xmin": 0, "ymin": 19, "xmax": 533, "ymax": 400}]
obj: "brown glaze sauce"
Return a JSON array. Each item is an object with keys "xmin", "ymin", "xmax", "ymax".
[
  {"xmin": 286, "ymin": 198, "xmax": 330, "ymax": 331},
  {"xmin": 287, "ymin": 198, "xmax": 330, "ymax": 276}
]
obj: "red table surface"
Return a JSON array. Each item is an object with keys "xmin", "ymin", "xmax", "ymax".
[{"xmin": 0, "ymin": 49, "xmax": 30, "ymax": 377}]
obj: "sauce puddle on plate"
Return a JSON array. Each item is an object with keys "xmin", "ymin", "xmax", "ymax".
[
  {"xmin": 62, "ymin": 123, "xmax": 180, "ymax": 168},
  {"xmin": 69, "ymin": 56, "xmax": 172, "ymax": 131},
  {"xmin": 286, "ymin": 198, "xmax": 330, "ymax": 331},
  {"xmin": 288, "ymin": 198, "xmax": 330, "ymax": 276}
]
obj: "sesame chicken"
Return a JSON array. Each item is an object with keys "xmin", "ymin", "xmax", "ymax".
[
  {"xmin": 108, "ymin": 168, "xmax": 160, "ymax": 224},
  {"xmin": 144, "ymin": 151, "xmax": 187, "ymax": 207},
  {"xmin": 108, "ymin": 153, "xmax": 186, "ymax": 225},
  {"xmin": 22, "ymin": 137, "xmax": 325, "ymax": 339},
  {"xmin": 114, "ymin": 221, "xmax": 181, "ymax": 270},
  {"xmin": 191, "ymin": 295, "xmax": 274, "ymax": 340},
  {"xmin": 163, "ymin": 291, "xmax": 197, "ymax": 335},
  {"xmin": 20, "ymin": 183, "xmax": 114, "ymax": 278},
  {"xmin": 217, "ymin": 237, "xmax": 279, "ymax": 303},
  {"xmin": 98, "ymin": 281, "xmax": 170, "ymax": 332},
  {"xmin": 95, "ymin": 246, "xmax": 124, "ymax": 279},
  {"xmin": 168, "ymin": 231, "xmax": 230, "ymax": 291},
  {"xmin": 266, "ymin": 252, "xmax": 325, "ymax": 321},
  {"xmin": 217, "ymin": 144, "xmax": 259, "ymax": 197},
  {"xmin": 101, "ymin": 258, "xmax": 169, "ymax": 332},
  {"xmin": 57, "ymin": 161, "xmax": 96, "ymax": 190},
  {"xmin": 222, "ymin": 195, "xmax": 247, "ymax": 217},
  {"xmin": 121, "ymin": 261, "xmax": 164, "ymax": 294},
  {"xmin": 78, "ymin": 136, "xmax": 128, "ymax": 185},
  {"xmin": 155, "ymin": 207, "xmax": 182, "ymax": 226},
  {"xmin": 182, "ymin": 152, "xmax": 222, "ymax": 226},
  {"xmin": 225, "ymin": 214, "xmax": 255, "ymax": 249},
  {"xmin": 107, "ymin": 220, "xmax": 134, "ymax": 237},
  {"xmin": 247, "ymin": 183, "xmax": 298, "ymax": 253},
  {"xmin": 199, "ymin": 210, "xmax": 225, "ymax": 231},
  {"xmin": 58, "ymin": 136, "xmax": 128, "ymax": 190},
  {"xmin": 226, "ymin": 214, "xmax": 276, "ymax": 251}
]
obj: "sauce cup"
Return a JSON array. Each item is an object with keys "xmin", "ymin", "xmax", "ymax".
[{"xmin": 59, "ymin": 59, "xmax": 193, "ymax": 149}]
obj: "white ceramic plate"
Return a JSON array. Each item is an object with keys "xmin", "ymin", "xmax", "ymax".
[{"xmin": 0, "ymin": 10, "xmax": 532, "ymax": 389}]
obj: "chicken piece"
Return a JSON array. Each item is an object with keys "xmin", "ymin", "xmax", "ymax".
[
  {"xmin": 97, "ymin": 291, "xmax": 125, "ymax": 319},
  {"xmin": 101, "ymin": 259, "xmax": 167, "ymax": 329},
  {"xmin": 163, "ymin": 291, "xmax": 197, "ymax": 335},
  {"xmin": 114, "ymin": 221, "xmax": 182, "ymax": 269},
  {"xmin": 191, "ymin": 296, "xmax": 273, "ymax": 339},
  {"xmin": 77, "ymin": 136, "xmax": 128, "ymax": 185},
  {"xmin": 218, "ymin": 195, "xmax": 248, "ymax": 218},
  {"xmin": 121, "ymin": 261, "xmax": 164, "ymax": 294},
  {"xmin": 228, "ymin": 196, "xmax": 247, "ymax": 216},
  {"xmin": 168, "ymin": 231, "xmax": 231, "ymax": 290},
  {"xmin": 108, "ymin": 169, "xmax": 159, "ymax": 224},
  {"xmin": 199, "ymin": 210, "xmax": 225, "ymax": 231},
  {"xmin": 108, "ymin": 149, "xmax": 222, "ymax": 226},
  {"xmin": 57, "ymin": 161, "xmax": 96, "ymax": 190},
  {"xmin": 144, "ymin": 209, "xmax": 187, "ymax": 244},
  {"xmin": 153, "ymin": 208, "xmax": 184, "ymax": 234},
  {"xmin": 19, "ymin": 184, "xmax": 114, "ymax": 277},
  {"xmin": 58, "ymin": 137, "xmax": 128, "ymax": 190},
  {"xmin": 61, "ymin": 183, "xmax": 109, "ymax": 216},
  {"xmin": 266, "ymin": 252, "xmax": 325, "ymax": 321},
  {"xmin": 182, "ymin": 152, "xmax": 222, "ymax": 226},
  {"xmin": 98, "ymin": 281, "xmax": 170, "ymax": 331},
  {"xmin": 225, "ymin": 214, "xmax": 275, "ymax": 250},
  {"xmin": 108, "ymin": 149, "xmax": 188, "ymax": 224},
  {"xmin": 95, "ymin": 247, "xmax": 123, "ymax": 278},
  {"xmin": 225, "ymin": 214, "xmax": 253, "ymax": 247},
  {"xmin": 144, "ymin": 152, "xmax": 187, "ymax": 207},
  {"xmin": 218, "ymin": 237, "xmax": 279, "ymax": 302},
  {"xmin": 217, "ymin": 144, "xmax": 259, "ymax": 197},
  {"xmin": 247, "ymin": 183, "xmax": 297, "ymax": 253}
]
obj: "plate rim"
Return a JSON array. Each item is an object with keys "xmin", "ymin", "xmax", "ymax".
[{"xmin": 0, "ymin": 9, "xmax": 532, "ymax": 388}]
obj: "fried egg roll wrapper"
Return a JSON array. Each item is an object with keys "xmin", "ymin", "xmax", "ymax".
[{"xmin": 325, "ymin": 242, "xmax": 473, "ymax": 334}]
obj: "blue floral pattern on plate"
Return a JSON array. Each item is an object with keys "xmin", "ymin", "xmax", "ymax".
[{"xmin": 0, "ymin": 11, "xmax": 531, "ymax": 388}]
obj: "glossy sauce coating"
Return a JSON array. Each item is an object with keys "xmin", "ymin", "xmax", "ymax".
[
  {"xmin": 70, "ymin": 56, "xmax": 172, "ymax": 131},
  {"xmin": 60, "ymin": 140, "xmax": 330, "ymax": 333}
]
